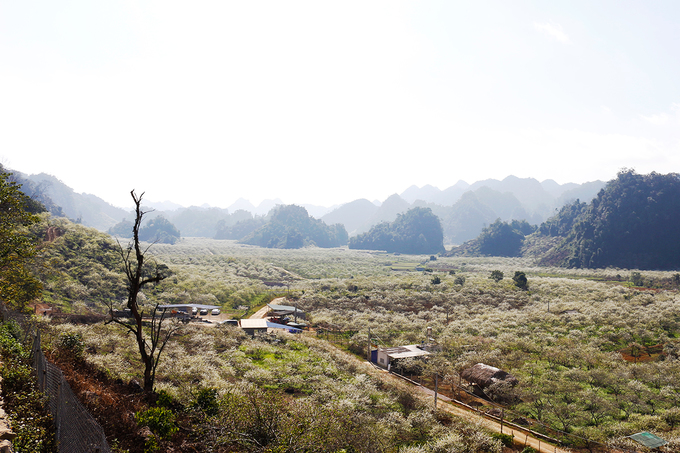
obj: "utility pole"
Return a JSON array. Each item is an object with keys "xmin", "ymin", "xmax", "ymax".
[
  {"xmin": 434, "ymin": 374, "xmax": 439, "ymax": 410},
  {"xmin": 368, "ymin": 327, "xmax": 371, "ymax": 362}
]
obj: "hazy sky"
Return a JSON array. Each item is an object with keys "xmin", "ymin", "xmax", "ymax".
[{"xmin": 2, "ymin": 1, "xmax": 680, "ymax": 209}]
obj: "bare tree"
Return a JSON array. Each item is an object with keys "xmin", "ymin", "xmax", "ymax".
[{"xmin": 108, "ymin": 190, "xmax": 179, "ymax": 394}]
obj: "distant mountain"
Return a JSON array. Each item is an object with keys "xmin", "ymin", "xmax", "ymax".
[
  {"xmin": 163, "ymin": 206, "xmax": 231, "ymax": 238},
  {"xmin": 4, "ymin": 166, "xmax": 63, "ymax": 217},
  {"xmin": 23, "ymin": 173, "xmax": 128, "ymax": 231},
  {"xmin": 321, "ymin": 199, "xmax": 379, "ymax": 235},
  {"xmin": 302, "ymin": 203, "xmax": 335, "ymax": 219},
  {"xmin": 534, "ymin": 170, "xmax": 680, "ymax": 269},
  {"xmin": 142, "ymin": 200, "xmax": 183, "ymax": 211},
  {"xmin": 318, "ymin": 178, "xmax": 605, "ymax": 246},
  {"xmin": 400, "ymin": 181, "xmax": 471, "ymax": 205},
  {"xmin": 359, "ymin": 194, "xmax": 411, "ymax": 234},
  {"xmin": 240, "ymin": 205, "xmax": 348, "ymax": 249},
  {"xmin": 446, "ymin": 218, "xmax": 537, "ymax": 258},
  {"xmin": 12, "ymin": 167, "xmax": 606, "ymax": 246},
  {"xmin": 555, "ymin": 180, "xmax": 605, "ymax": 207},
  {"xmin": 227, "ymin": 198, "xmax": 284, "ymax": 216},
  {"xmin": 215, "ymin": 215, "xmax": 266, "ymax": 240},
  {"xmin": 401, "ymin": 184, "xmax": 442, "ymax": 203},
  {"xmin": 349, "ymin": 207, "xmax": 445, "ymax": 255},
  {"xmin": 434, "ymin": 192, "xmax": 497, "ymax": 244},
  {"xmin": 228, "ymin": 198, "xmax": 257, "ymax": 213},
  {"xmin": 450, "ymin": 170, "xmax": 680, "ymax": 270}
]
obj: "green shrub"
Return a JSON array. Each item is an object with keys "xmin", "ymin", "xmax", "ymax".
[
  {"xmin": 58, "ymin": 332, "xmax": 85, "ymax": 359},
  {"xmin": 156, "ymin": 390, "xmax": 175, "ymax": 409},
  {"xmin": 192, "ymin": 387, "xmax": 219, "ymax": 416},
  {"xmin": 0, "ymin": 321, "xmax": 25, "ymax": 358},
  {"xmin": 521, "ymin": 447, "xmax": 537, "ymax": 453},
  {"xmin": 136, "ymin": 407, "xmax": 178, "ymax": 440},
  {"xmin": 491, "ymin": 432, "xmax": 513, "ymax": 447},
  {"xmin": 0, "ymin": 322, "xmax": 55, "ymax": 452}
]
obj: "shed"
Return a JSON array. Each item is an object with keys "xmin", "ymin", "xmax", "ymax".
[
  {"xmin": 239, "ymin": 318, "xmax": 302, "ymax": 336},
  {"xmin": 461, "ymin": 363, "xmax": 518, "ymax": 389},
  {"xmin": 239, "ymin": 318, "xmax": 268, "ymax": 335},
  {"xmin": 375, "ymin": 344, "xmax": 431, "ymax": 369},
  {"xmin": 267, "ymin": 303, "xmax": 306, "ymax": 320}
]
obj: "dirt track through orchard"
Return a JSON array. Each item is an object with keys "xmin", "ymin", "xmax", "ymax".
[{"xmin": 380, "ymin": 370, "xmax": 573, "ymax": 453}]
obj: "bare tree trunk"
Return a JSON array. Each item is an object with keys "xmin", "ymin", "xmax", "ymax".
[{"xmin": 108, "ymin": 190, "xmax": 175, "ymax": 395}]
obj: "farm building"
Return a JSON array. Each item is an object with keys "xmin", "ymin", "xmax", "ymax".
[
  {"xmin": 267, "ymin": 303, "xmax": 305, "ymax": 320},
  {"xmin": 461, "ymin": 363, "xmax": 518, "ymax": 390},
  {"xmin": 374, "ymin": 344, "xmax": 433, "ymax": 370},
  {"xmin": 239, "ymin": 318, "xmax": 302, "ymax": 336},
  {"xmin": 157, "ymin": 303, "xmax": 220, "ymax": 319}
]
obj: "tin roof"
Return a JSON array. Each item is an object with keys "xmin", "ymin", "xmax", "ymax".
[
  {"xmin": 382, "ymin": 345, "xmax": 431, "ymax": 359},
  {"xmin": 628, "ymin": 432, "xmax": 667, "ymax": 448},
  {"xmin": 238, "ymin": 319, "xmax": 302, "ymax": 332},
  {"xmin": 268, "ymin": 304, "xmax": 305, "ymax": 314},
  {"xmin": 239, "ymin": 319, "xmax": 268, "ymax": 329}
]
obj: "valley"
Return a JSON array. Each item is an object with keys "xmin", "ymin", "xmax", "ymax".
[{"xmin": 31, "ymin": 235, "xmax": 680, "ymax": 452}]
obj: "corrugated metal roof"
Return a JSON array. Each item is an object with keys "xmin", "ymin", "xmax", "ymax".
[
  {"xmin": 383, "ymin": 344, "xmax": 430, "ymax": 359},
  {"xmin": 266, "ymin": 321, "xmax": 302, "ymax": 332},
  {"xmin": 628, "ymin": 432, "xmax": 667, "ymax": 448},
  {"xmin": 238, "ymin": 319, "xmax": 302, "ymax": 332},
  {"xmin": 239, "ymin": 319, "xmax": 268, "ymax": 329},
  {"xmin": 268, "ymin": 304, "xmax": 305, "ymax": 313}
]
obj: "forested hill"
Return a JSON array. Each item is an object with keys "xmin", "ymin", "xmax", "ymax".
[
  {"xmin": 11, "ymin": 166, "xmax": 605, "ymax": 244},
  {"xmin": 535, "ymin": 170, "xmax": 680, "ymax": 269},
  {"xmin": 452, "ymin": 170, "xmax": 680, "ymax": 270},
  {"xmin": 240, "ymin": 205, "xmax": 348, "ymax": 249},
  {"xmin": 348, "ymin": 207, "xmax": 445, "ymax": 254}
]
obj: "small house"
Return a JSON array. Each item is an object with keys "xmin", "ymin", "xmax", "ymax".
[{"xmin": 239, "ymin": 318, "xmax": 269, "ymax": 335}]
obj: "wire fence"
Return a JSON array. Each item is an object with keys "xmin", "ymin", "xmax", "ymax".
[
  {"xmin": 0, "ymin": 302, "xmax": 111, "ymax": 453},
  {"xmin": 32, "ymin": 331, "xmax": 112, "ymax": 453}
]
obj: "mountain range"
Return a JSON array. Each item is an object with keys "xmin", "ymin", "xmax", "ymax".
[{"xmin": 13, "ymin": 168, "xmax": 605, "ymax": 245}]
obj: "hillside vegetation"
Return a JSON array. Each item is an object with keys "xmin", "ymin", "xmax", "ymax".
[
  {"xmin": 13, "ymin": 165, "xmax": 605, "ymax": 246},
  {"xmin": 349, "ymin": 207, "xmax": 445, "ymax": 255},
  {"xmin": 537, "ymin": 170, "xmax": 680, "ymax": 269},
  {"xmin": 6, "ymin": 167, "xmax": 680, "ymax": 452},
  {"xmin": 35, "ymin": 233, "xmax": 680, "ymax": 452},
  {"xmin": 451, "ymin": 170, "xmax": 680, "ymax": 271},
  {"xmin": 240, "ymin": 204, "xmax": 348, "ymax": 249}
]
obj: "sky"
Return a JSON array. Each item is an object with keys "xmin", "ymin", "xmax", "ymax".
[{"xmin": 2, "ymin": 1, "xmax": 680, "ymax": 209}]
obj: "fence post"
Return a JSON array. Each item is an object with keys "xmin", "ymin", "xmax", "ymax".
[{"xmin": 56, "ymin": 379, "xmax": 62, "ymax": 448}]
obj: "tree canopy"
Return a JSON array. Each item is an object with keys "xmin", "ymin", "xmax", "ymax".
[
  {"xmin": 240, "ymin": 205, "xmax": 348, "ymax": 249},
  {"xmin": 0, "ymin": 171, "xmax": 44, "ymax": 309},
  {"xmin": 139, "ymin": 215, "xmax": 181, "ymax": 244},
  {"xmin": 348, "ymin": 207, "xmax": 445, "ymax": 254},
  {"xmin": 476, "ymin": 219, "xmax": 529, "ymax": 257},
  {"xmin": 540, "ymin": 170, "xmax": 680, "ymax": 269}
]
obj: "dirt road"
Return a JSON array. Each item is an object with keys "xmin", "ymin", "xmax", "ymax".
[{"xmin": 381, "ymin": 371, "xmax": 572, "ymax": 453}]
